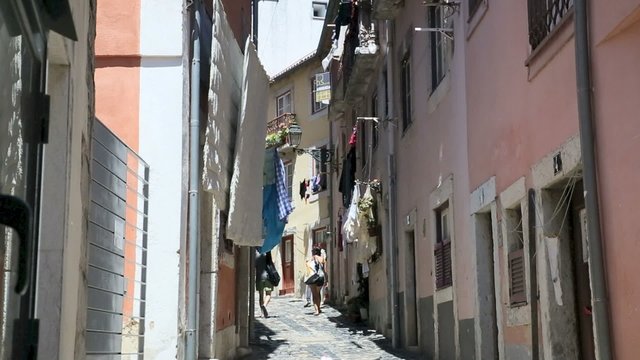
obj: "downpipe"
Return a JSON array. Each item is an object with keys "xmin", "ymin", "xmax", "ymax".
[
  {"xmin": 574, "ymin": 0, "xmax": 612, "ymax": 358},
  {"xmin": 384, "ymin": 19, "xmax": 400, "ymax": 349},
  {"xmin": 186, "ymin": 0, "xmax": 202, "ymax": 358}
]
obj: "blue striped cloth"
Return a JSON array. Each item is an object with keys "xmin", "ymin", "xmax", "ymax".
[{"xmin": 274, "ymin": 152, "xmax": 293, "ymax": 220}]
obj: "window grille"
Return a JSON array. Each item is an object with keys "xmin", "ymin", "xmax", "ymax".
[{"xmin": 527, "ymin": 0, "xmax": 574, "ymax": 50}]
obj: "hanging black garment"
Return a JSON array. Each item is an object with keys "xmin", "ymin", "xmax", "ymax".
[
  {"xmin": 339, "ymin": 147, "xmax": 356, "ymax": 207},
  {"xmin": 299, "ymin": 179, "xmax": 307, "ymax": 200}
]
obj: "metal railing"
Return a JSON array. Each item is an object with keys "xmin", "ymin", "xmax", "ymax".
[
  {"xmin": 528, "ymin": 0, "xmax": 574, "ymax": 50},
  {"xmin": 266, "ymin": 113, "xmax": 296, "ymax": 136}
]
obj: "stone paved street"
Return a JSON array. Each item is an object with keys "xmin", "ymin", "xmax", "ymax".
[{"xmin": 243, "ymin": 295, "xmax": 424, "ymax": 360}]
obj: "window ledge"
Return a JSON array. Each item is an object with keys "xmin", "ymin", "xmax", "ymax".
[
  {"xmin": 466, "ymin": 0, "xmax": 488, "ymax": 40},
  {"xmin": 506, "ymin": 302, "xmax": 531, "ymax": 327},
  {"xmin": 434, "ymin": 285, "xmax": 453, "ymax": 304},
  {"xmin": 427, "ymin": 72, "xmax": 452, "ymax": 115},
  {"xmin": 525, "ymin": 9, "xmax": 575, "ymax": 80}
]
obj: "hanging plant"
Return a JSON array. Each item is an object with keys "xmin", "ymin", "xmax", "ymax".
[
  {"xmin": 358, "ymin": 194, "xmax": 377, "ymax": 229},
  {"xmin": 265, "ymin": 127, "xmax": 289, "ymax": 148}
]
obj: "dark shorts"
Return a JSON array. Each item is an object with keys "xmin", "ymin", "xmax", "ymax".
[{"xmin": 257, "ymin": 279, "xmax": 273, "ymax": 292}]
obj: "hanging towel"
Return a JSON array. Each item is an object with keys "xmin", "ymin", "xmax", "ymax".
[
  {"xmin": 227, "ymin": 39, "xmax": 269, "ymax": 246},
  {"xmin": 260, "ymin": 183, "xmax": 286, "ymax": 253},
  {"xmin": 263, "ymin": 148, "xmax": 277, "ymax": 185},
  {"xmin": 202, "ymin": 0, "xmax": 244, "ymax": 206},
  {"xmin": 342, "ymin": 185, "xmax": 361, "ymax": 244},
  {"xmin": 275, "ymin": 151, "xmax": 293, "ymax": 220}
]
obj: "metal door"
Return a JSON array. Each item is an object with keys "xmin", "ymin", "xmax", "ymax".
[
  {"xmin": 86, "ymin": 121, "xmax": 149, "ymax": 359},
  {"xmin": 280, "ymin": 235, "xmax": 294, "ymax": 295},
  {"xmin": 0, "ymin": 10, "xmax": 45, "ymax": 360}
]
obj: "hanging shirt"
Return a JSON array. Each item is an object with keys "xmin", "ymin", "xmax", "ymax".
[
  {"xmin": 342, "ymin": 185, "xmax": 361, "ymax": 244},
  {"xmin": 274, "ymin": 150, "xmax": 293, "ymax": 221},
  {"xmin": 339, "ymin": 147, "xmax": 357, "ymax": 207}
]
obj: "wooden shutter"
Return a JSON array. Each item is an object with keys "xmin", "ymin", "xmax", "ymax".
[
  {"xmin": 509, "ymin": 248, "xmax": 527, "ymax": 305},
  {"xmin": 435, "ymin": 239, "xmax": 452, "ymax": 289}
]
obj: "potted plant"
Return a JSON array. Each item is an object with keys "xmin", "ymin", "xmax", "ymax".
[
  {"xmin": 265, "ymin": 127, "xmax": 289, "ymax": 148},
  {"xmin": 358, "ymin": 194, "xmax": 378, "ymax": 236}
]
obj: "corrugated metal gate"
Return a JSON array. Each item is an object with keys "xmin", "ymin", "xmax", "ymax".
[{"xmin": 87, "ymin": 120, "xmax": 149, "ymax": 359}]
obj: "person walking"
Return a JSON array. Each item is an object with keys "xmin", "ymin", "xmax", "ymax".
[
  {"xmin": 255, "ymin": 250, "xmax": 275, "ymax": 318},
  {"xmin": 306, "ymin": 247, "xmax": 326, "ymax": 316}
]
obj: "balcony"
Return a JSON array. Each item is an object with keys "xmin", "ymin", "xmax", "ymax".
[
  {"xmin": 342, "ymin": 1, "xmax": 380, "ymax": 105},
  {"xmin": 266, "ymin": 113, "xmax": 296, "ymax": 148},
  {"xmin": 373, "ymin": 0, "xmax": 404, "ymax": 20}
]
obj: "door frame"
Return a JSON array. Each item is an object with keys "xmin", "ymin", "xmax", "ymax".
[{"xmin": 280, "ymin": 235, "xmax": 295, "ymax": 295}]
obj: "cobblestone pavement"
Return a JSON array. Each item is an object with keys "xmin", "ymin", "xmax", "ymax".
[{"xmin": 242, "ymin": 295, "xmax": 424, "ymax": 360}]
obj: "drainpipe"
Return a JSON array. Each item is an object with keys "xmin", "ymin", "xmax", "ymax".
[
  {"xmin": 574, "ymin": 1, "xmax": 612, "ymax": 359},
  {"xmin": 329, "ymin": 107, "xmax": 336, "ymax": 303},
  {"xmin": 384, "ymin": 19, "xmax": 400, "ymax": 349},
  {"xmin": 527, "ymin": 189, "xmax": 539, "ymax": 360},
  {"xmin": 186, "ymin": 1, "xmax": 202, "ymax": 358}
]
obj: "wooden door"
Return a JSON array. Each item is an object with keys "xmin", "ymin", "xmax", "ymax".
[{"xmin": 280, "ymin": 235, "xmax": 294, "ymax": 295}]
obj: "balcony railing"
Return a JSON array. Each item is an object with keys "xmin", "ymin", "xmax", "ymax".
[
  {"xmin": 267, "ymin": 113, "xmax": 296, "ymax": 136},
  {"xmin": 528, "ymin": 0, "xmax": 574, "ymax": 50}
]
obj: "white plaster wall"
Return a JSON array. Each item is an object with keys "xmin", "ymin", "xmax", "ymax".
[
  {"xmin": 138, "ymin": 1, "xmax": 183, "ymax": 357},
  {"xmin": 140, "ymin": 0, "xmax": 182, "ymax": 56},
  {"xmin": 139, "ymin": 59, "xmax": 183, "ymax": 359},
  {"xmin": 257, "ymin": 0, "xmax": 325, "ymax": 76}
]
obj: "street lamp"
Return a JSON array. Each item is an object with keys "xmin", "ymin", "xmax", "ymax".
[
  {"xmin": 287, "ymin": 123, "xmax": 303, "ymax": 148},
  {"xmin": 285, "ymin": 123, "xmax": 334, "ymax": 164}
]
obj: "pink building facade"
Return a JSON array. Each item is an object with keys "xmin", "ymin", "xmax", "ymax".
[{"xmin": 322, "ymin": 0, "xmax": 640, "ymax": 358}]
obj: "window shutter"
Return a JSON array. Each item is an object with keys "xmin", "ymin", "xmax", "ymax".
[
  {"xmin": 509, "ymin": 248, "xmax": 527, "ymax": 305},
  {"xmin": 435, "ymin": 239, "xmax": 452, "ymax": 289}
]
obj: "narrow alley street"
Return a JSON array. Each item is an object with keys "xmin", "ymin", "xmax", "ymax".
[{"xmin": 245, "ymin": 296, "xmax": 421, "ymax": 360}]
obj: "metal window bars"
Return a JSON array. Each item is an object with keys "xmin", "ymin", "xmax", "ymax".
[{"xmin": 528, "ymin": 0, "xmax": 574, "ymax": 50}]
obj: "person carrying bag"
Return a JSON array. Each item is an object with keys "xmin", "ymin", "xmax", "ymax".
[{"xmin": 305, "ymin": 248, "xmax": 326, "ymax": 315}]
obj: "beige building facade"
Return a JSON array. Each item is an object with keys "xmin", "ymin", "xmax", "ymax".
[{"xmin": 267, "ymin": 53, "xmax": 332, "ymax": 299}]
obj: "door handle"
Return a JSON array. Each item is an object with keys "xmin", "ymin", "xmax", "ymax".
[{"xmin": 0, "ymin": 195, "xmax": 32, "ymax": 295}]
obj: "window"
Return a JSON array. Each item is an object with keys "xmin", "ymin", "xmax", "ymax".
[
  {"xmin": 276, "ymin": 91, "xmax": 292, "ymax": 117},
  {"xmin": 285, "ymin": 162, "xmax": 294, "ymax": 201},
  {"xmin": 401, "ymin": 52, "xmax": 412, "ymax": 131},
  {"xmin": 312, "ymin": 2, "xmax": 328, "ymax": 19},
  {"xmin": 371, "ymin": 93, "xmax": 379, "ymax": 149},
  {"xmin": 435, "ymin": 204, "xmax": 452, "ymax": 289},
  {"xmin": 469, "ymin": 0, "xmax": 483, "ymax": 18},
  {"xmin": 527, "ymin": 0, "xmax": 573, "ymax": 50},
  {"xmin": 429, "ymin": 2, "xmax": 453, "ymax": 91},
  {"xmin": 311, "ymin": 145, "xmax": 328, "ymax": 193},
  {"xmin": 360, "ymin": 119, "xmax": 367, "ymax": 169},
  {"xmin": 311, "ymin": 72, "xmax": 330, "ymax": 113},
  {"xmin": 506, "ymin": 207, "xmax": 527, "ymax": 305},
  {"xmin": 313, "ymin": 227, "xmax": 327, "ymax": 247}
]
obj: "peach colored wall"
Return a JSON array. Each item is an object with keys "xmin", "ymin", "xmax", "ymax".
[
  {"xmin": 96, "ymin": 0, "xmax": 141, "ymax": 56},
  {"xmin": 95, "ymin": 0, "xmax": 140, "ymax": 149},
  {"xmin": 216, "ymin": 264, "xmax": 237, "ymax": 330},
  {"xmin": 95, "ymin": 61, "xmax": 141, "ymax": 150},
  {"xmin": 590, "ymin": 5, "xmax": 640, "ymax": 359},
  {"xmin": 221, "ymin": 0, "xmax": 252, "ymax": 51}
]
